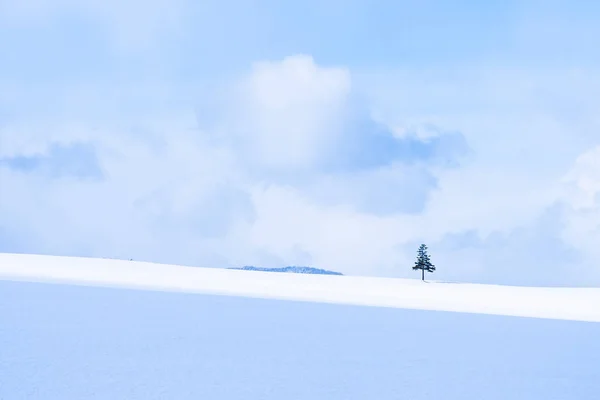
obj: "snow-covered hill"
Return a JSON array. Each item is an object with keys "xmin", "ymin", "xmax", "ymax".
[
  {"xmin": 229, "ymin": 265, "xmax": 344, "ymax": 275},
  {"xmin": 1, "ymin": 252, "xmax": 599, "ymax": 322},
  {"xmin": 1, "ymin": 253, "xmax": 600, "ymax": 399}
]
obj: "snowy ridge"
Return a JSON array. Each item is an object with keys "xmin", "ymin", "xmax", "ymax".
[
  {"xmin": 229, "ymin": 265, "xmax": 343, "ymax": 275},
  {"xmin": 1, "ymin": 252, "xmax": 599, "ymax": 322}
]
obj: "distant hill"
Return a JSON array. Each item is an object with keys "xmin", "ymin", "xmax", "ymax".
[{"xmin": 229, "ymin": 265, "xmax": 343, "ymax": 276}]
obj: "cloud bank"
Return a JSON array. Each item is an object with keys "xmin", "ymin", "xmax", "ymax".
[{"xmin": 1, "ymin": 0, "xmax": 600, "ymax": 286}]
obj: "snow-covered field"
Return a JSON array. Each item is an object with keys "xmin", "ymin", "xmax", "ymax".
[{"xmin": 1, "ymin": 253, "xmax": 600, "ymax": 399}]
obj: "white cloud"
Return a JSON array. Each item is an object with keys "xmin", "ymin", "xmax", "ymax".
[
  {"xmin": 227, "ymin": 55, "xmax": 351, "ymax": 171},
  {"xmin": 242, "ymin": 184, "xmax": 406, "ymax": 276},
  {"xmin": 2, "ymin": 55, "xmax": 600, "ymax": 286},
  {"xmin": 305, "ymin": 163, "xmax": 436, "ymax": 215},
  {"xmin": 560, "ymin": 146, "xmax": 600, "ymax": 264},
  {"xmin": 561, "ymin": 146, "xmax": 600, "ymax": 210},
  {"xmin": 0, "ymin": 110, "xmax": 241, "ymax": 265},
  {"xmin": 360, "ymin": 68, "xmax": 600, "ymax": 228}
]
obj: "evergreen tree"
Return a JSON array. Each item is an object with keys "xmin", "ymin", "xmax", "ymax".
[{"xmin": 413, "ymin": 244, "xmax": 435, "ymax": 281}]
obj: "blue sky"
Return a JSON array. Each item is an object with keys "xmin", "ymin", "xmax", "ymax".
[{"xmin": 1, "ymin": 0, "xmax": 600, "ymax": 286}]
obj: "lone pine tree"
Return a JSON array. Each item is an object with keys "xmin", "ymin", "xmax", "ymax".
[{"xmin": 413, "ymin": 244, "xmax": 435, "ymax": 281}]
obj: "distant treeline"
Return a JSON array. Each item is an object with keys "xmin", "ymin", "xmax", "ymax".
[{"xmin": 229, "ymin": 266, "xmax": 343, "ymax": 276}]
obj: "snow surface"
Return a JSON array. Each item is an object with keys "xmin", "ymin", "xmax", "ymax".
[
  {"xmin": 2, "ymin": 253, "xmax": 600, "ymax": 399},
  {"xmin": 1, "ymin": 252, "xmax": 600, "ymax": 322}
]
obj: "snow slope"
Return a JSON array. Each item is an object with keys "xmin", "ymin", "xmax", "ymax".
[
  {"xmin": 1, "ymin": 253, "xmax": 600, "ymax": 399},
  {"xmin": 1, "ymin": 252, "xmax": 600, "ymax": 322}
]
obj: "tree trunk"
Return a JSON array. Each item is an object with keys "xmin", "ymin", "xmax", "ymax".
[{"xmin": 422, "ymin": 268, "xmax": 424, "ymax": 281}]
